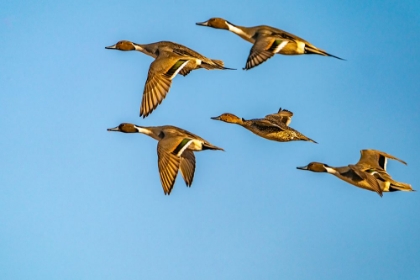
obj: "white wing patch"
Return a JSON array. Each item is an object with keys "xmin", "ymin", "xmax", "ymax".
[
  {"xmin": 273, "ymin": 40, "xmax": 288, "ymax": 53},
  {"xmin": 175, "ymin": 139, "xmax": 194, "ymax": 157},
  {"xmin": 169, "ymin": 60, "xmax": 190, "ymax": 80}
]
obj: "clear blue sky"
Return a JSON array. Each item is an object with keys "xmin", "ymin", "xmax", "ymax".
[{"xmin": 1, "ymin": 0, "xmax": 419, "ymax": 279}]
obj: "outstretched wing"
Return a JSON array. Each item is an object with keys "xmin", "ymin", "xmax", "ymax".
[
  {"xmin": 179, "ymin": 150, "xmax": 196, "ymax": 187},
  {"xmin": 140, "ymin": 52, "xmax": 189, "ymax": 117},
  {"xmin": 265, "ymin": 108, "xmax": 294, "ymax": 126},
  {"xmin": 357, "ymin": 149, "xmax": 407, "ymax": 170},
  {"xmin": 244, "ymin": 33, "xmax": 289, "ymax": 70},
  {"xmin": 157, "ymin": 138, "xmax": 182, "ymax": 195}
]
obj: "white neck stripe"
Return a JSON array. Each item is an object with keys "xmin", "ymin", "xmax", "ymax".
[
  {"xmin": 324, "ymin": 166, "xmax": 337, "ymax": 174},
  {"xmin": 226, "ymin": 23, "xmax": 250, "ymax": 39},
  {"xmin": 135, "ymin": 126, "xmax": 152, "ymax": 136}
]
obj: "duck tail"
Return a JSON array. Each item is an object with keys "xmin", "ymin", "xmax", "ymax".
[
  {"xmin": 301, "ymin": 134, "xmax": 318, "ymax": 144},
  {"xmin": 388, "ymin": 181, "xmax": 414, "ymax": 192},
  {"xmin": 308, "ymin": 137, "xmax": 318, "ymax": 144},
  {"xmin": 211, "ymin": 59, "xmax": 224, "ymax": 67},
  {"xmin": 210, "ymin": 59, "xmax": 236, "ymax": 70},
  {"xmin": 304, "ymin": 46, "xmax": 345, "ymax": 60},
  {"xmin": 202, "ymin": 143, "xmax": 225, "ymax": 151}
]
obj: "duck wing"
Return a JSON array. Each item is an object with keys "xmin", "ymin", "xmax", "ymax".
[
  {"xmin": 244, "ymin": 32, "xmax": 289, "ymax": 70},
  {"xmin": 179, "ymin": 150, "xmax": 196, "ymax": 187},
  {"xmin": 140, "ymin": 51, "xmax": 190, "ymax": 117},
  {"xmin": 248, "ymin": 118, "xmax": 286, "ymax": 133},
  {"xmin": 265, "ymin": 108, "xmax": 294, "ymax": 126},
  {"xmin": 157, "ymin": 138, "xmax": 182, "ymax": 195},
  {"xmin": 348, "ymin": 164, "xmax": 383, "ymax": 197},
  {"xmin": 179, "ymin": 65, "xmax": 194, "ymax": 76},
  {"xmin": 357, "ymin": 149, "xmax": 407, "ymax": 170}
]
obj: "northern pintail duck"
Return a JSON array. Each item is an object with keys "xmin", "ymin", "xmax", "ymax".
[
  {"xmin": 196, "ymin": 17, "xmax": 343, "ymax": 70},
  {"xmin": 211, "ymin": 107, "xmax": 317, "ymax": 143},
  {"xmin": 297, "ymin": 149, "xmax": 413, "ymax": 197},
  {"xmin": 105, "ymin": 40, "xmax": 233, "ymax": 117},
  {"xmin": 107, "ymin": 123, "xmax": 224, "ymax": 195}
]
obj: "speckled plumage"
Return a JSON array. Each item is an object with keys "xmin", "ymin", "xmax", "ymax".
[{"xmin": 211, "ymin": 108, "xmax": 317, "ymax": 143}]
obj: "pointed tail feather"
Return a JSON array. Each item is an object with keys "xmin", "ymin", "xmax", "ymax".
[
  {"xmin": 307, "ymin": 137, "xmax": 318, "ymax": 144},
  {"xmin": 202, "ymin": 143, "xmax": 224, "ymax": 151},
  {"xmin": 300, "ymin": 134, "xmax": 318, "ymax": 144},
  {"xmin": 208, "ymin": 59, "xmax": 236, "ymax": 70},
  {"xmin": 389, "ymin": 181, "xmax": 414, "ymax": 192},
  {"xmin": 305, "ymin": 46, "xmax": 345, "ymax": 60}
]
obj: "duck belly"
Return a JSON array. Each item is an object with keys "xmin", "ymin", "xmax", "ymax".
[{"xmin": 264, "ymin": 131, "xmax": 295, "ymax": 142}]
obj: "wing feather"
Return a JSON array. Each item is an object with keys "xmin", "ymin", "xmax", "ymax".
[
  {"xmin": 157, "ymin": 141, "xmax": 181, "ymax": 195},
  {"xmin": 179, "ymin": 150, "xmax": 196, "ymax": 187}
]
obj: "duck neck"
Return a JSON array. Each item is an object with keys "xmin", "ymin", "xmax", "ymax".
[
  {"xmin": 133, "ymin": 43, "xmax": 156, "ymax": 57},
  {"xmin": 134, "ymin": 125, "xmax": 161, "ymax": 141},
  {"xmin": 229, "ymin": 116, "xmax": 245, "ymax": 125},
  {"xmin": 225, "ymin": 22, "xmax": 254, "ymax": 43}
]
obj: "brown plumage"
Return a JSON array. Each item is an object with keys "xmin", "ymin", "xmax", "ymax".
[
  {"xmin": 105, "ymin": 40, "xmax": 234, "ymax": 117},
  {"xmin": 107, "ymin": 123, "xmax": 223, "ymax": 195},
  {"xmin": 196, "ymin": 17, "xmax": 343, "ymax": 70},
  {"xmin": 297, "ymin": 149, "xmax": 413, "ymax": 197},
  {"xmin": 211, "ymin": 107, "xmax": 317, "ymax": 143}
]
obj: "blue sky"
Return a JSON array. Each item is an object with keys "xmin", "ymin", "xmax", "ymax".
[{"xmin": 1, "ymin": 0, "xmax": 420, "ymax": 279}]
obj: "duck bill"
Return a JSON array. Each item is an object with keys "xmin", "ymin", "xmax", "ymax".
[
  {"xmin": 196, "ymin": 21, "xmax": 209, "ymax": 26},
  {"xmin": 296, "ymin": 165, "xmax": 309, "ymax": 170},
  {"xmin": 107, "ymin": 126, "xmax": 120, "ymax": 132},
  {"xmin": 105, "ymin": 44, "xmax": 117, "ymax": 50},
  {"xmin": 210, "ymin": 116, "xmax": 221, "ymax": 120}
]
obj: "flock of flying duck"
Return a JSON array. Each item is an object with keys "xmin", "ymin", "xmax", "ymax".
[{"xmin": 106, "ymin": 17, "xmax": 413, "ymax": 196}]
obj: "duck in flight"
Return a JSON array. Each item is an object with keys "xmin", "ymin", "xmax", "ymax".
[
  {"xmin": 106, "ymin": 40, "xmax": 234, "ymax": 117},
  {"xmin": 297, "ymin": 149, "xmax": 413, "ymax": 197},
  {"xmin": 196, "ymin": 17, "xmax": 344, "ymax": 70},
  {"xmin": 107, "ymin": 123, "xmax": 224, "ymax": 195},
  {"xmin": 211, "ymin": 107, "xmax": 317, "ymax": 143}
]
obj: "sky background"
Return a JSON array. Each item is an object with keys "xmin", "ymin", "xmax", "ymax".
[{"xmin": 1, "ymin": 0, "xmax": 420, "ymax": 279}]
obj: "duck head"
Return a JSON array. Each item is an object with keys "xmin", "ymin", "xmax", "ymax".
[
  {"xmin": 196, "ymin": 18, "xmax": 230, "ymax": 30},
  {"xmin": 297, "ymin": 162, "xmax": 330, "ymax": 173},
  {"xmin": 211, "ymin": 113, "xmax": 244, "ymax": 124},
  {"xmin": 105, "ymin": 40, "xmax": 136, "ymax": 51},
  {"xmin": 107, "ymin": 123, "xmax": 139, "ymax": 133}
]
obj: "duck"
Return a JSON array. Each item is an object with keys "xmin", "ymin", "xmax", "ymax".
[
  {"xmin": 107, "ymin": 123, "xmax": 224, "ymax": 195},
  {"xmin": 105, "ymin": 40, "xmax": 234, "ymax": 117},
  {"xmin": 196, "ymin": 17, "xmax": 343, "ymax": 70},
  {"xmin": 211, "ymin": 107, "xmax": 317, "ymax": 143},
  {"xmin": 297, "ymin": 149, "xmax": 413, "ymax": 197}
]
